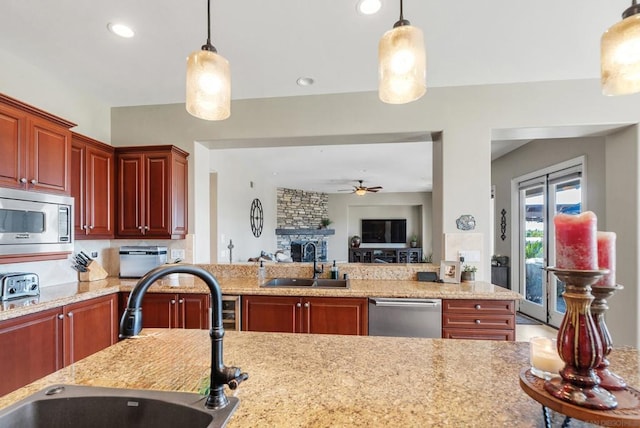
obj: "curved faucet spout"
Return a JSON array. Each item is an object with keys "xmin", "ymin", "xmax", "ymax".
[{"xmin": 119, "ymin": 264, "xmax": 248, "ymax": 410}]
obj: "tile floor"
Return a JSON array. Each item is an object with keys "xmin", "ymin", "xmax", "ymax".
[{"xmin": 515, "ymin": 322, "xmax": 558, "ymax": 342}]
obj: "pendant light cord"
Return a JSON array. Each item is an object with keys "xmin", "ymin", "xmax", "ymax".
[
  {"xmin": 394, "ymin": 0, "xmax": 410, "ymax": 28},
  {"xmin": 202, "ymin": 0, "xmax": 217, "ymax": 52}
]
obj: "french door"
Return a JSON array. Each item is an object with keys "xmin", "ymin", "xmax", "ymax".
[{"xmin": 516, "ymin": 163, "xmax": 583, "ymax": 327}]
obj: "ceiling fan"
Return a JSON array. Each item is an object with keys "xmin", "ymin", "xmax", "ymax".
[{"xmin": 339, "ymin": 180, "xmax": 383, "ymax": 196}]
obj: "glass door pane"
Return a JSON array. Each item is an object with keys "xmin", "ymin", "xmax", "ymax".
[
  {"xmin": 548, "ymin": 177, "xmax": 582, "ymax": 327},
  {"xmin": 518, "ymin": 183, "xmax": 547, "ymax": 321}
]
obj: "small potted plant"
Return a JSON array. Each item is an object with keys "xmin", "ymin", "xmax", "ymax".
[
  {"xmin": 350, "ymin": 235, "xmax": 361, "ymax": 248},
  {"xmin": 461, "ymin": 265, "xmax": 477, "ymax": 282},
  {"xmin": 409, "ymin": 234, "xmax": 418, "ymax": 248},
  {"xmin": 320, "ymin": 218, "xmax": 333, "ymax": 229}
]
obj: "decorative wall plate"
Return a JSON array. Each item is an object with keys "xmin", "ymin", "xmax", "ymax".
[
  {"xmin": 456, "ymin": 214, "xmax": 476, "ymax": 231},
  {"xmin": 250, "ymin": 198, "xmax": 263, "ymax": 237}
]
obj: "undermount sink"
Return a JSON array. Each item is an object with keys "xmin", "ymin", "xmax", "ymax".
[
  {"xmin": 0, "ymin": 384, "xmax": 238, "ymax": 428},
  {"xmin": 261, "ymin": 278, "xmax": 350, "ymax": 289}
]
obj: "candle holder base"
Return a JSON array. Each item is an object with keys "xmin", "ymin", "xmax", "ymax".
[
  {"xmin": 597, "ymin": 367, "xmax": 627, "ymax": 391},
  {"xmin": 544, "ymin": 377, "xmax": 618, "ymax": 410}
]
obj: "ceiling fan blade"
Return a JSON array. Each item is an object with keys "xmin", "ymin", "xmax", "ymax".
[
  {"xmin": 366, "ymin": 186, "xmax": 383, "ymax": 190},
  {"xmin": 337, "ymin": 189, "xmax": 354, "ymax": 192},
  {"xmin": 367, "ymin": 189, "xmax": 380, "ymax": 193}
]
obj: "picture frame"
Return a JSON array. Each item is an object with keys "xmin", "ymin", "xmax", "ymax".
[{"xmin": 440, "ymin": 260, "xmax": 461, "ymax": 283}]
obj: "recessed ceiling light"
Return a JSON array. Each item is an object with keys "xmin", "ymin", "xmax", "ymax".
[
  {"xmin": 107, "ymin": 23, "xmax": 135, "ymax": 38},
  {"xmin": 296, "ymin": 77, "xmax": 315, "ymax": 87},
  {"xmin": 356, "ymin": 0, "xmax": 382, "ymax": 15}
]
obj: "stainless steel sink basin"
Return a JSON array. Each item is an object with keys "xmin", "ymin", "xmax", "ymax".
[
  {"xmin": 261, "ymin": 278, "xmax": 349, "ymax": 289},
  {"xmin": 0, "ymin": 384, "xmax": 238, "ymax": 428}
]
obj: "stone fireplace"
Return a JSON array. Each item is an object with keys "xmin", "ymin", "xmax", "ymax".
[{"xmin": 275, "ymin": 188, "xmax": 334, "ymax": 261}]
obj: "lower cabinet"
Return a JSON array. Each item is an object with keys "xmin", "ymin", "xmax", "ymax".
[
  {"xmin": 242, "ymin": 295, "xmax": 368, "ymax": 335},
  {"xmin": 119, "ymin": 292, "xmax": 210, "ymax": 330},
  {"xmin": 0, "ymin": 294, "xmax": 118, "ymax": 397},
  {"xmin": 441, "ymin": 299, "xmax": 515, "ymax": 341}
]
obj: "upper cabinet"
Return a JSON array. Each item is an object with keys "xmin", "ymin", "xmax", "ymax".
[
  {"xmin": 71, "ymin": 132, "xmax": 115, "ymax": 240},
  {"xmin": 0, "ymin": 94, "xmax": 75, "ymax": 194},
  {"xmin": 115, "ymin": 145, "xmax": 189, "ymax": 239}
]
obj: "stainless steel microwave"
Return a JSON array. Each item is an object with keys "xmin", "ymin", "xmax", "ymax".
[{"xmin": 0, "ymin": 188, "xmax": 73, "ymax": 255}]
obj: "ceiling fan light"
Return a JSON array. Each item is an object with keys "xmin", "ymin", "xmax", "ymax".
[
  {"xmin": 378, "ymin": 24, "xmax": 426, "ymax": 104},
  {"xmin": 601, "ymin": 13, "xmax": 640, "ymax": 96},
  {"xmin": 186, "ymin": 49, "xmax": 230, "ymax": 120},
  {"xmin": 355, "ymin": 188, "xmax": 367, "ymax": 196}
]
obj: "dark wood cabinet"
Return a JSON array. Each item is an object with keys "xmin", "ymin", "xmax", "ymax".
[
  {"xmin": 63, "ymin": 294, "xmax": 118, "ymax": 366},
  {"xmin": 71, "ymin": 133, "xmax": 115, "ymax": 239},
  {"xmin": 0, "ymin": 294, "xmax": 118, "ymax": 397},
  {"xmin": 491, "ymin": 266, "xmax": 510, "ymax": 289},
  {"xmin": 441, "ymin": 299, "xmax": 515, "ymax": 341},
  {"xmin": 119, "ymin": 292, "xmax": 210, "ymax": 330},
  {"xmin": 0, "ymin": 308, "xmax": 63, "ymax": 397},
  {"xmin": 0, "ymin": 93, "xmax": 74, "ymax": 194},
  {"xmin": 349, "ymin": 247, "xmax": 422, "ymax": 263},
  {"xmin": 242, "ymin": 295, "xmax": 368, "ymax": 335},
  {"xmin": 115, "ymin": 145, "xmax": 188, "ymax": 239}
]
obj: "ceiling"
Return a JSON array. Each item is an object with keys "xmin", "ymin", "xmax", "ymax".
[{"xmin": 0, "ymin": 0, "xmax": 629, "ymax": 193}]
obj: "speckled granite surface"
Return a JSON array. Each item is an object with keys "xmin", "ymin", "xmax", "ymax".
[
  {"xmin": 0, "ymin": 329, "xmax": 637, "ymax": 427},
  {"xmin": 0, "ymin": 263, "xmax": 521, "ymax": 322}
]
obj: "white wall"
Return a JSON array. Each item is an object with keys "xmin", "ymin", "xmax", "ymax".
[{"xmin": 112, "ymin": 78, "xmax": 640, "ymax": 346}]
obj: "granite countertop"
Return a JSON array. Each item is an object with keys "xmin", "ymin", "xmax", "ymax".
[
  {"xmin": 0, "ymin": 262, "xmax": 521, "ymax": 322},
  {"xmin": 0, "ymin": 329, "xmax": 637, "ymax": 426}
]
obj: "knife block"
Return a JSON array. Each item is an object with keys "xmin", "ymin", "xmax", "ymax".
[{"xmin": 78, "ymin": 260, "xmax": 108, "ymax": 282}]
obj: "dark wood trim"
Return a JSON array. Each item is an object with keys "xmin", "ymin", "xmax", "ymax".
[
  {"xmin": 0, "ymin": 93, "xmax": 76, "ymax": 129},
  {"xmin": 0, "ymin": 252, "xmax": 71, "ymax": 264}
]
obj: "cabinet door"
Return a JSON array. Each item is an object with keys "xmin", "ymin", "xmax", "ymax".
[
  {"xmin": 178, "ymin": 294, "xmax": 210, "ymax": 329},
  {"xmin": 117, "ymin": 153, "xmax": 144, "ymax": 236},
  {"xmin": 242, "ymin": 295, "xmax": 300, "ymax": 333},
  {"xmin": 0, "ymin": 308, "xmax": 63, "ymax": 396},
  {"xmin": 71, "ymin": 141, "xmax": 86, "ymax": 236},
  {"xmin": 138, "ymin": 293, "xmax": 179, "ymax": 328},
  {"xmin": 86, "ymin": 144, "xmax": 114, "ymax": 238},
  {"xmin": 144, "ymin": 152, "xmax": 172, "ymax": 237},
  {"xmin": 28, "ymin": 116, "xmax": 71, "ymax": 194},
  {"xmin": 0, "ymin": 103, "xmax": 26, "ymax": 189},
  {"xmin": 170, "ymin": 151, "xmax": 188, "ymax": 238},
  {"xmin": 63, "ymin": 294, "xmax": 118, "ymax": 366},
  {"xmin": 304, "ymin": 297, "xmax": 368, "ymax": 335}
]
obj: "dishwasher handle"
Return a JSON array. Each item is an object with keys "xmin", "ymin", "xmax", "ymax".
[{"xmin": 370, "ymin": 298, "xmax": 441, "ymax": 308}]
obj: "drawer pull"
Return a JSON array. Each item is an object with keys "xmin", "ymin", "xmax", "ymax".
[
  {"xmin": 475, "ymin": 304, "xmax": 481, "ymax": 310},
  {"xmin": 475, "ymin": 319, "xmax": 481, "ymax": 324}
]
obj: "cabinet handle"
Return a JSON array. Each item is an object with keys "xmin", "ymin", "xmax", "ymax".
[
  {"xmin": 475, "ymin": 304, "xmax": 481, "ymax": 310},
  {"xmin": 138, "ymin": 226, "xmax": 143, "ymax": 230},
  {"xmin": 170, "ymin": 299, "xmax": 176, "ymax": 304},
  {"xmin": 57, "ymin": 314, "xmax": 64, "ymax": 320},
  {"xmin": 19, "ymin": 177, "xmax": 27, "ymax": 184},
  {"xmin": 144, "ymin": 225, "xmax": 149, "ymax": 230},
  {"xmin": 30, "ymin": 179, "xmax": 38, "ymax": 185},
  {"xmin": 304, "ymin": 302, "xmax": 310, "ymax": 308},
  {"xmin": 296, "ymin": 302, "xmax": 301, "ymax": 308},
  {"xmin": 89, "ymin": 225, "xmax": 94, "ymax": 229},
  {"xmin": 68, "ymin": 312, "xmax": 73, "ymax": 317},
  {"xmin": 475, "ymin": 319, "xmax": 481, "ymax": 324},
  {"xmin": 82, "ymin": 225, "xmax": 88, "ymax": 230},
  {"xmin": 178, "ymin": 299, "xmax": 184, "ymax": 304}
]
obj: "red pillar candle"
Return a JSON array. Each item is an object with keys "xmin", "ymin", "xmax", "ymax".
[
  {"xmin": 554, "ymin": 211, "xmax": 598, "ymax": 270},
  {"xmin": 596, "ymin": 231, "xmax": 616, "ymax": 286}
]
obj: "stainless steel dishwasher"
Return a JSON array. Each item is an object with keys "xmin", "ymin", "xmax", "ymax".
[{"xmin": 368, "ymin": 298, "xmax": 442, "ymax": 338}]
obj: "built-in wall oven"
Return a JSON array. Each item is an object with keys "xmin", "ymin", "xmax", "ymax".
[{"xmin": 368, "ymin": 298, "xmax": 442, "ymax": 338}]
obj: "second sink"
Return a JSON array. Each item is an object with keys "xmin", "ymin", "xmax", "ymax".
[{"xmin": 261, "ymin": 278, "xmax": 349, "ymax": 289}]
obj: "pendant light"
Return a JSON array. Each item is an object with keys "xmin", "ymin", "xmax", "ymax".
[
  {"xmin": 186, "ymin": 0, "xmax": 230, "ymax": 120},
  {"xmin": 601, "ymin": 0, "xmax": 640, "ymax": 96},
  {"xmin": 378, "ymin": 0, "xmax": 426, "ymax": 104}
]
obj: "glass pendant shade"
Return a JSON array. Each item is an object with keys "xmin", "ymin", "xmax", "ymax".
[
  {"xmin": 186, "ymin": 49, "xmax": 230, "ymax": 120},
  {"xmin": 378, "ymin": 25, "xmax": 426, "ymax": 104},
  {"xmin": 602, "ymin": 14, "xmax": 640, "ymax": 96}
]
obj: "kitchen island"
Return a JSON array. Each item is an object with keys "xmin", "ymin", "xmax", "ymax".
[{"xmin": 0, "ymin": 329, "xmax": 637, "ymax": 427}]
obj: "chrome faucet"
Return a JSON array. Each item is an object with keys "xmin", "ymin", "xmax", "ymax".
[{"xmin": 119, "ymin": 265, "xmax": 248, "ymax": 410}]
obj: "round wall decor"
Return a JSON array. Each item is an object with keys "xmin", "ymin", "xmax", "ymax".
[
  {"xmin": 456, "ymin": 214, "xmax": 476, "ymax": 231},
  {"xmin": 250, "ymin": 198, "xmax": 264, "ymax": 237}
]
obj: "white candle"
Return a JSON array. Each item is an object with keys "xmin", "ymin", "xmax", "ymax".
[{"xmin": 530, "ymin": 337, "xmax": 564, "ymax": 379}]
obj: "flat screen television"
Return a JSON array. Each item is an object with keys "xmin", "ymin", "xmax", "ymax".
[{"xmin": 361, "ymin": 219, "xmax": 407, "ymax": 244}]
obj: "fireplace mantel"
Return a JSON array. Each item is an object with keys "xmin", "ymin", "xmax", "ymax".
[{"xmin": 275, "ymin": 228, "xmax": 335, "ymax": 236}]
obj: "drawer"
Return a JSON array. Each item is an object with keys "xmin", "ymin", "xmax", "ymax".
[
  {"xmin": 442, "ymin": 328, "xmax": 515, "ymax": 341},
  {"xmin": 442, "ymin": 299, "xmax": 515, "ymax": 315},
  {"xmin": 442, "ymin": 313, "xmax": 515, "ymax": 330}
]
